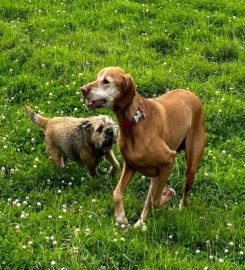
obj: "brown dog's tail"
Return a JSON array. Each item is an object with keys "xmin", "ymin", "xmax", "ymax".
[{"xmin": 24, "ymin": 105, "xmax": 49, "ymax": 129}]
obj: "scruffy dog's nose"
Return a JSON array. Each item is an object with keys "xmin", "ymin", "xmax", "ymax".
[{"xmin": 107, "ymin": 129, "xmax": 114, "ymax": 137}]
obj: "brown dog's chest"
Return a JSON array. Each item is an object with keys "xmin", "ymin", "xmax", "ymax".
[{"xmin": 120, "ymin": 143, "xmax": 165, "ymax": 177}]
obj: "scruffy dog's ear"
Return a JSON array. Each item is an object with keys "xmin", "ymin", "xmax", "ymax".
[
  {"xmin": 114, "ymin": 73, "xmax": 136, "ymax": 112},
  {"xmin": 79, "ymin": 120, "xmax": 91, "ymax": 130}
]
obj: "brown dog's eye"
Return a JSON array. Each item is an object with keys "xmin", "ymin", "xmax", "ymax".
[
  {"xmin": 102, "ymin": 78, "xmax": 110, "ymax": 84},
  {"xmin": 96, "ymin": 126, "xmax": 103, "ymax": 133}
]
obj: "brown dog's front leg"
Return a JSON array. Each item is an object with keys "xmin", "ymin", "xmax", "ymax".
[
  {"xmin": 113, "ymin": 162, "xmax": 135, "ymax": 226},
  {"xmin": 105, "ymin": 150, "xmax": 120, "ymax": 176}
]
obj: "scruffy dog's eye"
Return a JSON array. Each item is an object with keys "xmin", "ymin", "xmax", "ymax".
[
  {"xmin": 96, "ymin": 126, "xmax": 103, "ymax": 133},
  {"xmin": 102, "ymin": 78, "xmax": 110, "ymax": 84}
]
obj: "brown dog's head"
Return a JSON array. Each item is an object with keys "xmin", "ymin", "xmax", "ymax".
[{"xmin": 81, "ymin": 67, "xmax": 136, "ymax": 112}]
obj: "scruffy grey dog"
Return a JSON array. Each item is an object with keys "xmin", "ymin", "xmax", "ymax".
[{"xmin": 25, "ymin": 106, "xmax": 119, "ymax": 177}]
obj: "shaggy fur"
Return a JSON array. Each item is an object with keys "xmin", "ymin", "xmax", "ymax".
[{"xmin": 25, "ymin": 105, "xmax": 119, "ymax": 177}]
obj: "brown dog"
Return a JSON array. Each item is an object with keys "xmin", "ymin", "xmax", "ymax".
[
  {"xmin": 81, "ymin": 67, "xmax": 205, "ymax": 227},
  {"xmin": 25, "ymin": 106, "xmax": 119, "ymax": 177}
]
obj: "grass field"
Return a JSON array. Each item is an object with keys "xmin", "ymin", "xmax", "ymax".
[{"xmin": 0, "ymin": 0, "xmax": 244, "ymax": 269}]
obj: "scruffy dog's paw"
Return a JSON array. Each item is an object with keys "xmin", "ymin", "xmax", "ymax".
[
  {"xmin": 108, "ymin": 163, "xmax": 120, "ymax": 177},
  {"xmin": 161, "ymin": 187, "xmax": 176, "ymax": 204}
]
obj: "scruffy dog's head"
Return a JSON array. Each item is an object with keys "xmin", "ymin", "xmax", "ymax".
[{"xmin": 80, "ymin": 115, "xmax": 117, "ymax": 155}]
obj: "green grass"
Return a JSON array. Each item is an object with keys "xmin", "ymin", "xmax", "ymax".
[{"xmin": 0, "ymin": 0, "xmax": 244, "ymax": 269}]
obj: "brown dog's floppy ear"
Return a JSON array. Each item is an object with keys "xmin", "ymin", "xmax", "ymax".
[{"xmin": 114, "ymin": 73, "xmax": 136, "ymax": 112}]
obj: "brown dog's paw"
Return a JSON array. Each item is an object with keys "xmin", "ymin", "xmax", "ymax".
[{"xmin": 116, "ymin": 216, "xmax": 129, "ymax": 229}]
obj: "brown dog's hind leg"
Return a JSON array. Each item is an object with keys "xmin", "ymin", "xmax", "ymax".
[
  {"xmin": 134, "ymin": 162, "xmax": 175, "ymax": 228},
  {"xmin": 113, "ymin": 162, "xmax": 135, "ymax": 226},
  {"xmin": 180, "ymin": 117, "xmax": 206, "ymax": 208}
]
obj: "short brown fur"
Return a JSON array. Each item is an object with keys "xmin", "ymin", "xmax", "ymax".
[{"xmin": 82, "ymin": 67, "xmax": 206, "ymax": 227}]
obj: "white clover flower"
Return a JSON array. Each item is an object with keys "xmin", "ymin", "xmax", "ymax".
[
  {"xmin": 45, "ymin": 236, "xmax": 50, "ymax": 241},
  {"xmin": 120, "ymin": 224, "xmax": 126, "ymax": 229},
  {"xmin": 229, "ymin": 241, "xmax": 234, "ymax": 246},
  {"xmin": 113, "ymin": 238, "xmax": 117, "ymax": 242},
  {"xmin": 74, "ymin": 228, "xmax": 80, "ymax": 236},
  {"xmin": 74, "ymin": 108, "xmax": 78, "ymax": 111},
  {"xmin": 20, "ymin": 212, "xmax": 28, "ymax": 219},
  {"xmin": 240, "ymin": 251, "xmax": 244, "ymax": 255},
  {"xmin": 13, "ymin": 199, "xmax": 19, "ymax": 205},
  {"xmin": 209, "ymin": 255, "xmax": 214, "ymax": 260},
  {"xmin": 27, "ymin": 241, "xmax": 33, "ymax": 246},
  {"xmin": 50, "ymin": 260, "xmax": 56, "ymax": 265},
  {"xmin": 53, "ymin": 240, "xmax": 57, "ymax": 245},
  {"xmin": 58, "ymin": 215, "xmax": 63, "ymax": 219},
  {"xmin": 219, "ymin": 258, "xmax": 224, "ymax": 263},
  {"xmin": 85, "ymin": 228, "xmax": 91, "ymax": 236},
  {"xmin": 37, "ymin": 202, "xmax": 41, "ymax": 206},
  {"xmin": 70, "ymin": 246, "xmax": 79, "ymax": 254},
  {"xmin": 196, "ymin": 249, "xmax": 201, "ymax": 254},
  {"xmin": 227, "ymin": 223, "xmax": 232, "ymax": 228},
  {"xmin": 57, "ymin": 189, "xmax": 62, "ymax": 194},
  {"xmin": 169, "ymin": 235, "xmax": 173, "ymax": 239},
  {"xmin": 48, "ymin": 215, "xmax": 52, "ymax": 219},
  {"xmin": 23, "ymin": 201, "xmax": 28, "ymax": 205},
  {"xmin": 76, "ymin": 91, "xmax": 80, "ymax": 95},
  {"xmin": 22, "ymin": 245, "xmax": 27, "ymax": 249},
  {"xmin": 16, "ymin": 202, "xmax": 21, "ymax": 207},
  {"xmin": 92, "ymin": 199, "xmax": 96, "ymax": 203},
  {"xmin": 31, "ymin": 138, "xmax": 35, "ymax": 143},
  {"xmin": 204, "ymin": 267, "xmax": 208, "ymax": 270},
  {"xmin": 33, "ymin": 165, "xmax": 37, "ymax": 168},
  {"xmin": 15, "ymin": 224, "xmax": 20, "ymax": 232},
  {"xmin": 224, "ymin": 248, "xmax": 229, "ymax": 253}
]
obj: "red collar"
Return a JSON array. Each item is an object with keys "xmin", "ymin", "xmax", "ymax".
[{"xmin": 118, "ymin": 103, "xmax": 145, "ymax": 128}]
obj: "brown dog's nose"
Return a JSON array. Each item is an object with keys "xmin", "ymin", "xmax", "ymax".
[{"xmin": 81, "ymin": 85, "xmax": 89, "ymax": 97}]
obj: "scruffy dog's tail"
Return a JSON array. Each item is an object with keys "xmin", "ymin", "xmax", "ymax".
[{"xmin": 24, "ymin": 105, "xmax": 49, "ymax": 129}]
